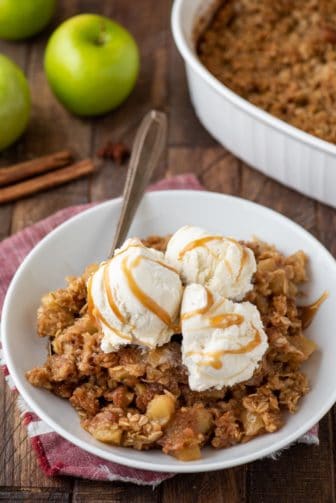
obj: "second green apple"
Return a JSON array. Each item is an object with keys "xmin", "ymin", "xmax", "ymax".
[
  {"xmin": 44, "ymin": 14, "xmax": 140, "ymax": 117},
  {"xmin": 0, "ymin": 54, "xmax": 30, "ymax": 151},
  {"xmin": 0, "ymin": 0, "xmax": 55, "ymax": 40}
]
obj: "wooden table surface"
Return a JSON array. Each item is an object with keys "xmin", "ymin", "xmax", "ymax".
[{"xmin": 0, "ymin": 1, "xmax": 335, "ymax": 502}]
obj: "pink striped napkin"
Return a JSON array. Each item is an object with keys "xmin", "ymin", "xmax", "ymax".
[{"xmin": 0, "ymin": 174, "xmax": 318, "ymax": 485}]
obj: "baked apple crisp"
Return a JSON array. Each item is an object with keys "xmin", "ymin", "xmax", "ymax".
[{"xmin": 26, "ymin": 236, "xmax": 320, "ymax": 461}]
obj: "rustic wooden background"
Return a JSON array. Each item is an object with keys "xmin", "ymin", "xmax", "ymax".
[{"xmin": 0, "ymin": 0, "xmax": 335, "ymax": 501}]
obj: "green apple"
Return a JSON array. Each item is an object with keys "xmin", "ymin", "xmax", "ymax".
[
  {"xmin": 44, "ymin": 14, "xmax": 140, "ymax": 117},
  {"xmin": 0, "ymin": 0, "xmax": 56, "ymax": 41},
  {"xmin": 0, "ymin": 54, "xmax": 30, "ymax": 151}
]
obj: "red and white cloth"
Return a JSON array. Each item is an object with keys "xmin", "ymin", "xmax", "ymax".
[{"xmin": 0, "ymin": 174, "xmax": 319, "ymax": 485}]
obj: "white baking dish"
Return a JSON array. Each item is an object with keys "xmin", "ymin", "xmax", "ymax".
[{"xmin": 172, "ymin": 0, "xmax": 336, "ymax": 208}]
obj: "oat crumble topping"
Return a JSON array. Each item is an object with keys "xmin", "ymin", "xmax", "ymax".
[
  {"xmin": 26, "ymin": 236, "xmax": 316, "ymax": 461},
  {"xmin": 198, "ymin": 0, "xmax": 336, "ymax": 144}
]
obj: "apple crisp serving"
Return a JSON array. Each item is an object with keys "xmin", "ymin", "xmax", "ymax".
[
  {"xmin": 26, "ymin": 236, "xmax": 319, "ymax": 461},
  {"xmin": 197, "ymin": 0, "xmax": 336, "ymax": 144}
]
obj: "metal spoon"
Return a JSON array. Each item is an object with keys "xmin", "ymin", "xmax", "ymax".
[
  {"xmin": 48, "ymin": 110, "xmax": 167, "ymax": 356},
  {"xmin": 108, "ymin": 109, "xmax": 167, "ymax": 258}
]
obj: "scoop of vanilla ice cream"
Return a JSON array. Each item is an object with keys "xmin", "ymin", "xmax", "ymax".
[
  {"xmin": 181, "ymin": 284, "xmax": 268, "ymax": 391},
  {"xmin": 89, "ymin": 238, "xmax": 183, "ymax": 352},
  {"xmin": 165, "ymin": 226, "xmax": 256, "ymax": 300}
]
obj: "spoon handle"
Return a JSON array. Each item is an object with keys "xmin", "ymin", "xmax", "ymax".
[{"xmin": 109, "ymin": 110, "xmax": 167, "ymax": 257}]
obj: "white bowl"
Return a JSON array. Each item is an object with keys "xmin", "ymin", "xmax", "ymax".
[
  {"xmin": 2, "ymin": 191, "xmax": 336, "ymax": 473},
  {"xmin": 172, "ymin": 0, "xmax": 336, "ymax": 209}
]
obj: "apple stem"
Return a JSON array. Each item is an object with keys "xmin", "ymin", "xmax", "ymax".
[{"xmin": 97, "ymin": 21, "xmax": 107, "ymax": 46}]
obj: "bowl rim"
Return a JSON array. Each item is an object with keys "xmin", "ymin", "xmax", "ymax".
[
  {"xmin": 171, "ymin": 0, "xmax": 336, "ymax": 157},
  {"xmin": 2, "ymin": 190, "xmax": 336, "ymax": 473}
]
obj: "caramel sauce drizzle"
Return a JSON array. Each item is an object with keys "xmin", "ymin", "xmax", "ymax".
[
  {"xmin": 178, "ymin": 236, "xmax": 222, "ymax": 259},
  {"xmin": 115, "ymin": 242, "xmax": 144, "ymax": 257},
  {"xmin": 208, "ymin": 296, "xmax": 227, "ymax": 313},
  {"xmin": 122, "ymin": 256, "xmax": 173, "ymax": 327},
  {"xmin": 209, "ymin": 313, "xmax": 244, "ymax": 329},
  {"xmin": 95, "ymin": 311, "xmax": 132, "ymax": 342},
  {"xmin": 186, "ymin": 327, "xmax": 261, "ymax": 370},
  {"xmin": 181, "ymin": 284, "xmax": 244, "ymax": 327},
  {"xmin": 114, "ymin": 242, "xmax": 178, "ymax": 275},
  {"xmin": 182, "ymin": 288, "xmax": 214, "ymax": 321},
  {"xmin": 236, "ymin": 249, "xmax": 249, "ymax": 281},
  {"xmin": 87, "ymin": 275, "xmax": 95, "ymax": 321},
  {"xmin": 225, "ymin": 237, "xmax": 250, "ymax": 282},
  {"xmin": 87, "ymin": 275, "xmax": 131, "ymax": 342},
  {"xmin": 224, "ymin": 258, "xmax": 233, "ymax": 276},
  {"xmin": 178, "ymin": 235, "xmax": 249, "ymax": 283},
  {"xmin": 144, "ymin": 256, "xmax": 179, "ymax": 275},
  {"xmin": 204, "ymin": 246, "xmax": 234, "ymax": 275},
  {"xmin": 199, "ymin": 362, "xmax": 251, "ymax": 381},
  {"xmin": 88, "ymin": 248, "xmax": 181, "ymax": 341},
  {"xmin": 300, "ymin": 291, "xmax": 329, "ymax": 329},
  {"xmin": 103, "ymin": 264, "xmax": 125, "ymax": 323}
]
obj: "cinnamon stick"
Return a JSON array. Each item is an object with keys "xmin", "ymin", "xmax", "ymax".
[
  {"xmin": 0, "ymin": 159, "xmax": 95, "ymax": 205},
  {"xmin": 0, "ymin": 150, "xmax": 73, "ymax": 187}
]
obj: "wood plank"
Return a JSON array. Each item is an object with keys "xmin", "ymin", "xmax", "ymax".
[
  {"xmin": 0, "ymin": 205, "xmax": 12, "ymax": 241},
  {"xmin": 241, "ymin": 165, "xmax": 317, "ymax": 233},
  {"xmin": 167, "ymin": 146, "xmax": 225, "ymax": 179},
  {"xmin": 11, "ymin": 0, "xmax": 91, "ymax": 232},
  {"xmin": 162, "ymin": 146, "xmax": 246, "ymax": 502},
  {"xmin": 0, "ymin": 0, "xmax": 85, "ymax": 493},
  {"xmin": 0, "ymin": 374, "xmax": 70, "ymax": 491},
  {"xmin": 0, "ymin": 0, "xmax": 334, "ymax": 499},
  {"xmin": 168, "ymin": 38, "xmax": 217, "ymax": 147},
  {"xmin": 200, "ymin": 152, "xmax": 241, "ymax": 195},
  {"xmin": 160, "ymin": 468, "xmax": 245, "ymax": 503},
  {"xmin": 241, "ymin": 164, "xmax": 334, "ymax": 502},
  {"xmin": 78, "ymin": 0, "xmax": 169, "ymax": 497},
  {"xmin": 247, "ymin": 415, "xmax": 334, "ymax": 503},
  {"xmin": 0, "ymin": 489, "xmax": 70, "ymax": 502},
  {"xmin": 0, "ymin": 39, "xmax": 27, "ymax": 239},
  {"xmin": 0, "ymin": 372, "xmax": 16, "ymax": 487},
  {"xmin": 315, "ymin": 201, "xmax": 336, "ymax": 502},
  {"xmin": 72, "ymin": 480, "xmax": 157, "ymax": 503},
  {"xmin": 316, "ymin": 203, "xmax": 336, "ymax": 257},
  {"xmin": 89, "ymin": 0, "xmax": 170, "ymax": 202},
  {"xmin": 0, "ymin": 24, "xmax": 72, "ymax": 492}
]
